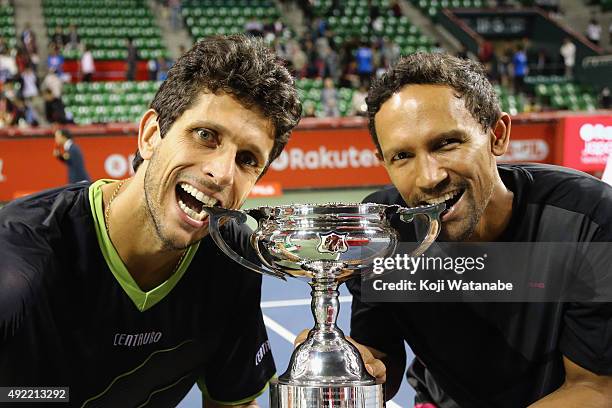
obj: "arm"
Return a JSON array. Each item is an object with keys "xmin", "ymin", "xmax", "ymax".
[{"xmin": 529, "ymin": 357, "xmax": 612, "ymax": 407}]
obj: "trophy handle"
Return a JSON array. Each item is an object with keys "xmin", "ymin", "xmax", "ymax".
[
  {"xmin": 395, "ymin": 202, "xmax": 445, "ymax": 257},
  {"xmin": 202, "ymin": 206, "xmax": 287, "ymax": 280}
]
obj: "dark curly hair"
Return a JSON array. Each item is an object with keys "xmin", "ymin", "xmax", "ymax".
[
  {"xmin": 367, "ymin": 52, "xmax": 501, "ymax": 155},
  {"xmin": 132, "ymin": 34, "xmax": 302, "ymax": 171}
]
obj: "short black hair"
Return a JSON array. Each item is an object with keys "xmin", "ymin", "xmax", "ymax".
[
  {"xmin": 58, "ymin": 129, "xmax": 72, "ymax": 139},
  {"xmin": 367, "ymin": 52, "xmax": 501, "ymax": 155},
  {"xmin": 132, "ymin": 34, "xmax": 302, "ymax": 172}
]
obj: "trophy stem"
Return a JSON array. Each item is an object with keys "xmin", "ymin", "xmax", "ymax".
[{"xmin": 309, "ymin": 276, "xmax": 340, "ymax": 334}]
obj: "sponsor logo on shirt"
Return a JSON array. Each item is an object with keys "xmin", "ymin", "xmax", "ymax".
[
  {"xmin": 113, "ymin": 331, "xmax": 162, "ymax": 347},
  {"xmin": 255, "ymin": 340, "xmax": 271, "ymax": 366}
]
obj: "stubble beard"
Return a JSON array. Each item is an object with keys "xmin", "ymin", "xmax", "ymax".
[
  {"xmin": 440, "ymin": 180, "xmax": 494, "ymax": 242},
  {"xmin": 143, "ymin": 153, "xmax": 191, "ymax": 252}
]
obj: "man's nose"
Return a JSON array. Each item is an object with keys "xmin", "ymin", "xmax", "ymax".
[
  {"xmin": 202, "ymin": 146, "xmax": 237, "ymax": 188},
  {"xmin": 414, "ymin": 154, "xmax": 448, "ymax": 191}
]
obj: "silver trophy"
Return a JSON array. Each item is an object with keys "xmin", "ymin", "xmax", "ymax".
[{"xmin": 203, "ymin": 202, "xmax": 444, "ymax": 408}]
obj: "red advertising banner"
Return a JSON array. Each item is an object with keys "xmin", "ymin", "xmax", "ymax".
[
  {"xmin": 0, "ymin": 113, "xmax": 603, "ymax": 201},
  {"xmin": 561, "ymin": 115, "xmax": 612, "ymax": 172},
  {"xmin": 261, "ymin": 128, "xmax": 388, "ymax": 189}
]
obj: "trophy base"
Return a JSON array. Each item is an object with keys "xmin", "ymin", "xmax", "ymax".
[{"xmin": 270, "ymin": 380, "xmax": 384, "ymax": 408}]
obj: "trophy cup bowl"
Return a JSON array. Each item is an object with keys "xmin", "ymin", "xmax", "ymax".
[{"xmin": 202, "ymin": 202, "xmax": 444, "ymax": 408}]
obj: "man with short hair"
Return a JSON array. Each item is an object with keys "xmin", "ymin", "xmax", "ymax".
[
  {"xmin": 53, "ymin": 128, "xmax": 90, "ymax": 183},
  {"xmin": 347, "ymin": 53, "xmax": 612, "ymax": 407},
  {"xmin": 0, "ymin": 35, "xmax": 302, "ymax": 407}
]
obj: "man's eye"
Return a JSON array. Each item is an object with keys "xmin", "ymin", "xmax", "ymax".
[
  {"xmin": 196, "ymin": 129, "xmax": 215, "ymax": 142},
  {"xmin": 438, "ymin": 139, "xmax": 461, "ymax": 150},
  {"xmin": 237, "ymin": 152, "xmax": 259, "ymax": 168},
  {"xmin": 391, "ymin": 152, "xmax": 412, "ymax": 162}
]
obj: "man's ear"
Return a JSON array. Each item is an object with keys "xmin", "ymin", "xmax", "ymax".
[
  {"xmin": 490, "ymin": 113, "xmax": 511, "ymax": 157},
  {"xmin": 138, "ymin": 109, "xmax": 161, "ymax": 161}
]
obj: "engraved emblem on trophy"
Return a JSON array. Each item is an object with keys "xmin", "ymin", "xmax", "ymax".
[{"xmin": 203, "ymin": 202, "xmax": 444, "ymax": 407}]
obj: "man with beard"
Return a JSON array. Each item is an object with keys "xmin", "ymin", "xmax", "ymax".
[
  {"xmin": 343, "ymin": 53, "xmax": 612, "ymax": 406},
  {"xmin": 0, "ymin": 35, "xmax": 301, "ymax": 407}
]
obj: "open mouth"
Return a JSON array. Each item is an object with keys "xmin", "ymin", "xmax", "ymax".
[
  {"xmin": 175, "ymin": 182, "xmax": 219, "ymax": 222},
  {"xmin": 422, "ymin": 189, "xmax": 465, "ymax": 218}
]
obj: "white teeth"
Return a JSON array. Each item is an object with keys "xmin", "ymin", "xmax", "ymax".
[
  {"xmin": 425, "ymin": 190, "xmax": 461, "ymax": 205},
  {"xmin": 178, "ymin": 199, "xmax": 209, "ymax": 221},
  {"xmin": 179, "ymin": 182, "xmax": 219, "ymax": 206}
]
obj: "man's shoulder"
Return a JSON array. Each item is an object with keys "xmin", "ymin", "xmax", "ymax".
[
  {"xmin": 503, "ymin": 163, "xmax": 612, "ymax": 238},
  {"xmin": 0, "ymin": 185, "xmax": 90, "ymax": 341},
  {"xmin": 506, "ymin": 163, "xmax": 612, "ymax": 209},
  {"xmin": 0, "ymin": 183, "xmax": 90, "ymax": 228}
]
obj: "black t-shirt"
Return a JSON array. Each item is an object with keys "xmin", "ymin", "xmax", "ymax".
[
  {"xmin": 0, "ymin": 181, "xmax": 275, "ymax": 407},
  {"xmin": 347, "ymin": 163, "xmax": 612, "ymax": 407}
]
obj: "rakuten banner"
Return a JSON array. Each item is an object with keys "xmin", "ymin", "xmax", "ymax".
[
  {"xmin": 260, "ymin": 128, "xmax": 389, "ymax": 189},
  {"xmin": 562, "ymin": 115, "xmax": 612, "ymax": 171}
]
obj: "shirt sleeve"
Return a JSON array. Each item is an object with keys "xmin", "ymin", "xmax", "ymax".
[{"xmin": 198, "ymin": 222, "xmax": 275, "ymax": 404}]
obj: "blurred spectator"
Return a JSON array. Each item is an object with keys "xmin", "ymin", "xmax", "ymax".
[
  {"xmin": 499, "ymin": 45, "xmax": 513, "ymax": 89},
  {"xmin": 80, "ymin": 43, "xmax": 94, "ymax": 82},
  {"xmin": 156, "ymin": 56, "xmax": 168, "ymax": 81},
  {"xmin": 15, "ymin": 46, "xmax": 30, "ymax": 73},
  {"xmin": 53, "ymin": 128, "xmax": 90, "ymax": 183},
  {"xmin": 304, "ymin": 39, "xmax": 321, "ymax": 78},
  {"xmin": 355, "ymin": 42, "xmax": 373, "ymax": 86},
  {"xmin": 125, "ymin": 37, "xmax": 138, "ymax": 81},
  {"xmin": 350, "ymin": 85, "xmax": 368, "ymax": 116},
  {"xmin": 321, "ymin": 77, "xmax": 340, "ymax": 117},
  {"xmin": 586, "ymin": 18, "xmax": 601, "ymax": 46},
  {"xmin": 322, "ymin": 46, "xmax": 340, "ymax": 82},
  {"xmin": 339, "ymin": 61, "xmax": 360, "ymax": 89},
  {"xmin": 600, "ymin": 87, "xmax": 611, "ymax": 109},
  {"xmin": 0, "ymin": 49, "xmax": 17, "ymax": 82},
  {"xmin": 609, "ymin": 21, "xmax": 612, "ymax": 44},
  {"xmin": 381, "ymin": 38, "xmax": 400, "ymax": 67},
  {"xmin": 43, "ymin": 88, "xmax": 69, "ymax": 124},
  {"xmin": 0, "ymin": 93, "xmax": 14, "ymax": 127},
  {"xmin": 390, "ymin": 0, "xmax": 403, "ymax": 17},
  {"xmin": 456, "ymin": 46, "xmax": 469, "ymax": 59},
  {"xmin": 13, "ymin": 97, "xmax": 39, "ymax": 127},
  {"xmin": 512, "ymin": 45, "xmax": 528, "ymax": 94},
  {"xmin": 560, "ymin": 38, "xmax": 576, "ymax": 78},
  {"xmin": 41, "ymin": 68, "xmax": 63, "ymax": 99},
  {"xmin": 147, "ymin": 58, "xmax": 158, "ymax": 80},
  {"xmin": 20, "ymin": 23, "xmax": 36, "ymax": 54},
  {"xmin": 533, "ymin": 48, "xmax": 548, "ymax": 75},
  {"xmin": 245, "ymin": 17, "xmax": 264, "ymax": 37},
  {"xmin": 51, "ymin": 26, "xmax": 66, "ymax": 50},
  {"xmin": 47, "ymin": 46, "xmax": 64, "ymax": 75},
  {"xmin": 289, "ymin": 40, "xmax": 307, "ymax": 78},
  {"xmin": 65, "ymin": 24, "xmax": 80, "ymax": 50},
  {"xmin": 0, "ymin": 37, "xmax": 7, "ymax": 55},
  {"xmin": 20, "ymin": 65, "xmax": 38, "ymax": 100},
  {"xmin": 431, "ymin": 42, "xmax": 445, "ymax": 54},
  {"xmin": 169, "ymin": 0, "xmax": 182, "ymax": 31},
  {"xmin": 303, "ymin": 101, "xmax": 317, "ymax": 118}
]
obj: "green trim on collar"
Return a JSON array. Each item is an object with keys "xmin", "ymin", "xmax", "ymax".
[{"xmin": 88, "ymin": 179, "xmax": 199, "ymax": 312}]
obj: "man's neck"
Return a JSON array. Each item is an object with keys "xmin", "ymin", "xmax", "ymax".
[
  {"xmin": 102, "ymin": 176, "xmax": 186, "ymax": 291},
  {"xmin": 468, "ymin": 172, "xmax": 514, "ymax": 242}
]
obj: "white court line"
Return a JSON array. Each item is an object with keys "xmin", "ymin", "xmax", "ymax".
[
  {"xmin": 262, "ymin": 314, "xmax": 297, "ymax": 343},
  {"xmin": 261, "ymin": 295, "xmax": 352, "ymax": 308},
  {"xmin": 262, "ymin": 312, "xmax": 405, "ymax": 408}
]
